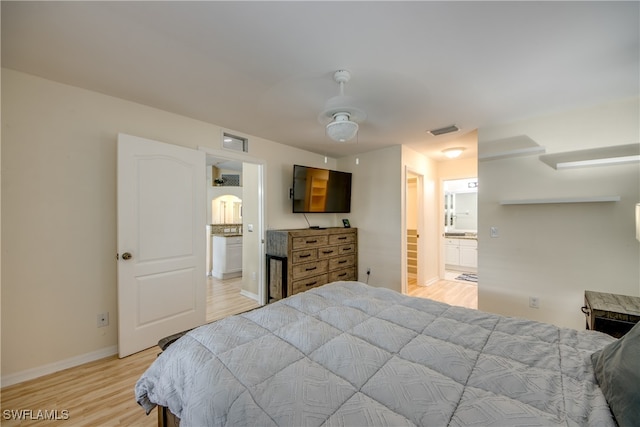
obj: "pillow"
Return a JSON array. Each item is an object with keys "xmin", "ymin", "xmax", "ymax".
[{"xmin": 591, "ymin": 321, "xmax": 640, "ymax": 427}]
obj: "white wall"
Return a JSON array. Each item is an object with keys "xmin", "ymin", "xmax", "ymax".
[
  {"xmin": 0, "ymin": 69, "xmax": 336, "ymax": 382},
  {"xmin": 338, "ymin": 147, "xmax": 403, "ymax": 292},
  {"xmin": 478, "ymin": 97, "xmax": 640, "ymax": 329},
  {"xmin": 335, "ymin": 145, "xmax": 439, "ymax": 292},
  {"xmin": 241, "ymin": 162, "xmax": 261, "ymax": 297},
  {"xmin": 402, "ymin": 146, "xmax": 440, "ymax": 287}
]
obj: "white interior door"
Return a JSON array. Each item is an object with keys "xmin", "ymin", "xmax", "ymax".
[{"xmin": 117, "ymin": 133, "xmax": 206, "ymax": 357}]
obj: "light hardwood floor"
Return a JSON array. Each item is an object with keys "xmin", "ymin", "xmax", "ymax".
[
  {"xmin": 408, "ymin": 276, "xmax": 478, "ymax": 310},
  {"xmin": 1, "ymin": 276, "xmax": 258, "ymax": 427},
  {"xmin": 206, "ymin": 276, "xmax": 260, "ymax": 323},
  {"xmin": 0, "ymin": 277, "xmax": 474, "ymax": 426}
]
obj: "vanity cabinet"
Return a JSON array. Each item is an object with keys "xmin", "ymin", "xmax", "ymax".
[
  {"xmin": 445, "ymin": 238, "xmax": 477, "ymax": 271},
  {"xmin": 459, "ymin": 239, "xmax": 478, "ymax": 269},
  {"xmin": 212, "ymin": 235, "xmax": 243, "ymax": 279},
  {"xmin": 266, "ymin": 227, "xmax": 357, "ymax": 302}
]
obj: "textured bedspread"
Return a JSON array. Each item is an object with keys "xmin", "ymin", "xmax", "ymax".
[{"xmin": 136, "ymin": 281, "xmax": 616, "ymax": 426}]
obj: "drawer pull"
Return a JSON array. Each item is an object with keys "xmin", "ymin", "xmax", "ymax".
[
  {"xmin": 305, "ymin": 281, "xmax": 318, "ymax": 287},
  {"xmin": 299, "ymin": 253, "xmax": 311, "ymax": 258},
  {"xmin": 338, "ymin": 236, "xmax": 347, "ymax": 240},
  {"xmin": 305, "ymin": 266, "xmax": 317, "ymax": 271},
  {"xmin": 306, "ymin": 239, "xmax": 318, "ymax": 244},
  {"xmin": 338, "ymin": 260, "xmax": 347, "ymax": 264},
  {"xmin": 322, "ymin": 250, "xmax": 334, "ymax": 254},
  {"xmin": 343, "ymin": 247, "xmax": 352, "ymax": 251},
  {"xmin": 337, "ymin": 273, "xmax": 347, "ymax": 277}
]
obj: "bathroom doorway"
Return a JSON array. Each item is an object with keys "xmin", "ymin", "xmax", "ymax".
[{"xmin": 442, "ymin": 177, "xmax": 478, "ymax": 283}]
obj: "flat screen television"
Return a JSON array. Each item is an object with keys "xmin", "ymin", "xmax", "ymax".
[{"xmin": 292, "ymin": 165, "xmax": 352, "ymax": 213}]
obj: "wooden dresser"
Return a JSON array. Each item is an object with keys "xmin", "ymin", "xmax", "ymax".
[{"xmin": 266, "ymin": 227, "xmax": 357, "ymax": 301}]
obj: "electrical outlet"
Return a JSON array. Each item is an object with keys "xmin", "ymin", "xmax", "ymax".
[
  {"xmin": 97, "ymin": 312, "xmax": 109, "ymax": 327},
  {"xmin": 529, "ymin": 297, "xmax": 540, "ymax": 309}
]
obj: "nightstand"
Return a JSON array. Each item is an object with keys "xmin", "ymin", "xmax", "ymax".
[{"xmin": 583, "ymin": 291, "xmax": 640, "ymax": 338}]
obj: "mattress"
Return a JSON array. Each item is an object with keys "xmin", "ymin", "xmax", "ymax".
[{"xmin": 135, "ymin": 281, "xmax": 616, "ymax": 426}]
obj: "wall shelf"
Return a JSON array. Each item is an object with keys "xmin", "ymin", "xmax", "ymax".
[
  {"xmin": 539, "ymin": 144, "xmax": 640, "ymax": 169},
  {"xmin": 500, "ymin": 196, "xmax": 621, "ymax": 205}
]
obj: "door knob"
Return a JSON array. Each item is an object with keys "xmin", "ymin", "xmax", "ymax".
[{"xmin": 122, "ymin": 252, "xmax": 133, "ymax": 260}]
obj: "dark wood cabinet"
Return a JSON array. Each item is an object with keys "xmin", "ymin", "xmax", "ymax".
[{"xmin": 583, "ymin": 290, "xmax": 640, "ymax": 338}]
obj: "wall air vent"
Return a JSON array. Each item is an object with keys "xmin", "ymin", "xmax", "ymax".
[
  {"xmin": 428, "ymin": 125, "xmax": 459, "ymax": 136},
  {"xmin": 222, "ymin": 132, "xmax": 248, "ymax": 153}
]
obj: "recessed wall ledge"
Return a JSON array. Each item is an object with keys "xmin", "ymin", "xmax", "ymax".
[
  {"xmin": 500, "ymin": 196, "xmax": 621, "ymax": 205},
  {"xmin": 539, "ymin": 143, "xmax": 640, "ymax": 170},
  {"xmin": 478, "ymin": 135, "xmax": 545, "ymax": 161}
]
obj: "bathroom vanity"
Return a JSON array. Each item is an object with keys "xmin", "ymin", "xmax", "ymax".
[{"xmin": 211, "ymin": 234, "xmax": 243, "ymax": 279}]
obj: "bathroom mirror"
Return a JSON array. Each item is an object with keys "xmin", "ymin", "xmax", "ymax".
[{"xmin": 444, "ymin": 178, "xmax": 478, "ymax": 232}]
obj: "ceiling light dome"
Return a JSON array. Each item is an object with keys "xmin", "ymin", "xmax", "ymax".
[
  {"xmin": 326, "ymin": 112, "xmax": 359, "ymax": 142},
  {"xmin": 319, "ymin": 70, "xmax": 366, "ymax": 143},
  {"xmin": 443, "ymin": 147, "xmax": 466, "ymax": 159}
]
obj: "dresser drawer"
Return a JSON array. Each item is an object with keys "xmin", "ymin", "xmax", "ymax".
[
  {"xmin": 317, "ymin": 246, "xmax": 339, "ymax": 258},
  {"xmin": 329, "ymin": 267, "xmax": 356, "ymax": 282},
  {"xmin": 291, "ymin": 249, "xmax": 317, "ymax": 263},
  {"xmin": 292, "ymin": 235, "xmax": 329, "ymax": 250},
  {"xmin": 291, "ymin": 260, "xmax": 328, "ymax": 279},
  {"xmin": 338, "ymin": 243, "xmax": 356, "ymax": 255},
  {"xmin": 329, "ymin": 254, "xmax": 355, "ymax": 271},
  {"xmin": 329, "ymin": 233, "xmax": 355, "ymax": 245},
  {"xmin": 292, "ymin": 274, "xmax": 329, "ymax": 294}
]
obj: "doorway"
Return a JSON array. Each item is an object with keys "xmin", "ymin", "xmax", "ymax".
[
  {"xmin": 442, "ymin": 177, "xmax": 478, "ymax": 283},
  {"xmin": 202, "ymin": 147, "xmax": 267, "ymax": 322},
  {"xmin": 405, "ymin": 169, "xmax": 424, "ymax": 291},
  {"xmin": 205, "ymin": 158, "xmax": 259, "ymax": 322}
]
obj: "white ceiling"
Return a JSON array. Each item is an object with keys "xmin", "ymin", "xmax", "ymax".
[{"xmin": 2, "ymin": 1, "xmax": 638, "ymax": 160}]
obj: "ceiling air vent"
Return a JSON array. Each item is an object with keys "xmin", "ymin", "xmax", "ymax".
[{"xmin": 428, "ymin": 125, "xmax": 459, "ymax": 136}]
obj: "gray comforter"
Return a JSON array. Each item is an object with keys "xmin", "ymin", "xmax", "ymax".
[{"xmin": 136, "ymin": 281, "xmax": 616, "ymax": 426}]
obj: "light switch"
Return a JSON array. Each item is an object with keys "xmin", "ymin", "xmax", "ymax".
[
  {"xmin": 490, "ymin": 227, "xmax": 499, "ymax": 238},
  {"xmin": 247, "ymin": 224, "xmax": 254, "ymax": 232}
]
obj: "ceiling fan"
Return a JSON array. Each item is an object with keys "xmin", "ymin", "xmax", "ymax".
[{"xmin": 318, "ymin": 70, "xmax": 366, "ymax": 143}]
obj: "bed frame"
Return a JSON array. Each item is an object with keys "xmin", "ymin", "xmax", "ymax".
[
  {"xmin": 158, "ymin": 406, "xmax": 180, "ymax": 427},
  {"xmin": 156, "ymin": 331, "xmax": 189, "ymax": 427}
]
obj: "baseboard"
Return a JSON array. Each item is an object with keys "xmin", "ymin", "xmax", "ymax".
[
  {"xmin": 240, "ymin": 289, "xmax": 259, "ymax": 302},
  {"xmin": 1, "ymin": 345, "xmax": 118, "ymax": 388}
]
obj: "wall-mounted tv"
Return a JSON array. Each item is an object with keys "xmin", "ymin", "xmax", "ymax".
[{"xmin": 292, "ymin": 165, "xmax": 352, "ymax": 213}]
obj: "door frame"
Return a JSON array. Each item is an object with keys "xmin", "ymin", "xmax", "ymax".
[
  {"xmin": 404, "ymin": 166, "xmax": 425, "ymax": 293},
  {"xmin": 440, "ymin": 176, "xmax": 478, "ymax": 279},
  {"xmin": 199, "ymin": 146, "xmax": 267, "ymax": 305}
]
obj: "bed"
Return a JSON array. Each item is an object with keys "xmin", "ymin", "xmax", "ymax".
[{"xmin": 135, "ymin": 281, "xmax": 639, "ymax": 426}]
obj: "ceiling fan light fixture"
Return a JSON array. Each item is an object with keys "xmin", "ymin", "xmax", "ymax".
[
  {"xmin": 326, "ymin": 112, "xmax": 359, "ymax": 142},
  {"xmin": 443, "ymin": 147, "xmax": 466, "ymax": 159},
  {"xmin": 319, "ymin": 70, "xmax": 366, "ymax": 143}
]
